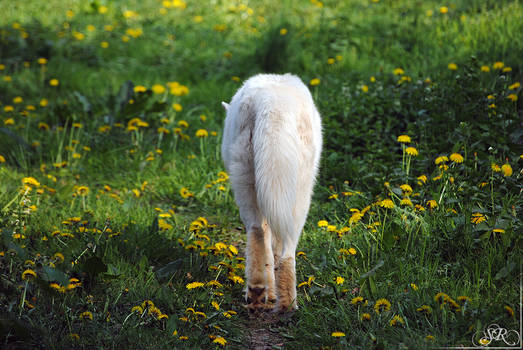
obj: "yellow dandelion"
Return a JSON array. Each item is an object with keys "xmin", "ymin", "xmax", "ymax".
[
  {"xmin": 134, "ymin": 85, "xmax": 147, "ymax": 93},
  {"xmin": 374, "ymin": 298, "xmax": 391, "ymax": 314},
  {"xmin": 400, "ymin": 184, "xmax": 413, "ymax": 194},
  {"xmin": 310, "ymin": 78, "xmax": 320, "ymax": 86},
  {"xmin": 389, "ymin": 314, "xmax": 405, "ymax": 327},
  {"xmin": 439, "ymin": 6, "xmax": 448, "ymax": 14},
  {"xmin": 351, "ymin": 296, "xmax": 367, "ymax": 306},
  {"xmin": 22, "ymin": 269, "xmax": 37, "ymax": 280},
  {"xmin": 152, "ymin": 84, "xmax": 166, "ymax": 94},
  {"xmin": 317, "ymin": 220, "xmax": 328, "ymax": 227},
  {"xmin": 80, "ymin": 311, "xmax": 93, "ymax": 320},
  {"xmin": 400, "ymin": 198, "xmax": 413, "ymax": 207},
  {"xmin": 427, "ymin": 200, "xmax": 437, "ymax": 209},
  {"xmin": 505, "ymin": 305, "xmax": 514, "ymax": 318},
  {"xmin": 195, "ymin": 129, "xmax": 208, "ymax": 137},
  {"xmin": 172, "ymin": 103, "xmax": 183, "ymax": 112},
  {"xmin": 491, "ymin": 163, "xmax": 501, "ymax": 172},
  {"xmin": 480, "ymin": 65, "xmax": 490, "ymax": 72},
  {"xmin": 507, "ymin": 94, "xmax": 517, "ymax": 102},
  {"xmin": 393, "ymin": 68, "xmax": 404, "ymax": 75},
  {"xmin": 405, "ymin": 147, "xmax": 418, "ymax": 156},
  {"xmin": 186, "ymin": 282, "xmax": 204, "ymax": 289},
  {"xmin": 449, "ymin": 153, "xmax": 464, "ymax": 163},
  {"xmin": 501, "ymin": 163, "xmax": 512, "ymax": 177},
  {"xmin": 213, "ymin": 336, "xmax": 227, "ymax": 346},
  {"xmin": 335, "ymin": 276, "xmax": 345, "ymax": 285},
  {"xmin": 397, "ymin": 134, "xmax": 411, "ymax": 143},
  {"xmin": 49, "ymin": 79, "xmax": 59, "ymax": 86},
  {"xmin": 180, "ymin": 187, "xmax": 193, "ymax": 198},
  {"xmin": 417, "ymin": 305, "xmax": 432, "ymax": 314},
  {"xmin": 361, "ymin": 313, "xmax": 371, "ymax": 321},
  {"xmin": 380, "ymin": 198, "xmax": 394, "ymax": 209},
  {"xmin": 508, "ymin": 82, "xmax": 520, "ymax": 90},
  {"xmin": 435, "ymin": 155, "xmax": 448, "ymax": 164},
  {"xmin": 448, "ymin": 62, "xmax": 457, "ymax": 70},
  {"xmin": 492, "ymin": 61, "xmax": 504, "ymax": 69},
  {"xmin": 53, "ymin": 252, "xmax": 65, "ymax": 264},
  {"xmin": 331, "ymin": 332, "xmax": 345, "ymax": 337}
]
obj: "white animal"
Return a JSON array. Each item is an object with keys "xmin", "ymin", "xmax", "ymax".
[{"xmin": 221, "ymin": 73, "xmax": 322, "ymax": 312}]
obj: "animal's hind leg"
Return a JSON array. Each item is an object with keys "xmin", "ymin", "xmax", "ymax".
[
  {"xmin": 263, "ymin": 222, "xmax": 277, "ymax": 305},
  {"xmin": 228, "ymin": 163, "xmax": 268, "ymax": 311}
]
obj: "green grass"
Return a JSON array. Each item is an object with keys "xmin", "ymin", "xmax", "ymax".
[{"xmin": 0, "ymin": 0, "xmax": 521, "ymax": 349}]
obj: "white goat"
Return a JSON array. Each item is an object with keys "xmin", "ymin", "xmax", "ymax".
[{"xmin": 221, "ymin": 73, "xmax": 322, "ymax": 312}]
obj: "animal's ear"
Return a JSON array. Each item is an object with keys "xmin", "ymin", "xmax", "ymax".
[{"xmin": 221, "ymin": 101, "xmax": 230, "ymax": 110}]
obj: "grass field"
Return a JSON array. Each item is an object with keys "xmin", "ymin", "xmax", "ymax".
[{"xmin": 1, "ymin": 0, "xmax": 522, "ymax": 349}]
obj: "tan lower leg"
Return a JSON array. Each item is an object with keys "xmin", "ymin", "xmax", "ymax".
[
  {"xmin": 276, "ymin": 257, "xmax": 297, "ymax": 311},
  {"xmin": 245, "ymin": 226, "xmax": 266, "ymax": 306}
]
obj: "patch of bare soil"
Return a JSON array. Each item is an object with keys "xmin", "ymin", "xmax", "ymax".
[{"xmin": 246, "ymin": 312, "xmax": 289, "ymax": 350}]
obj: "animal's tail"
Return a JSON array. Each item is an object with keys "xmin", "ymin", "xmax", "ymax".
[{"xmin": 252, "ymin": 110, "xmax": 298, "ymax": 239}]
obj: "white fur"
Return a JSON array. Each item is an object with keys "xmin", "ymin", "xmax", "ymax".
[{"xmin": 221, "ymin": 73, "xmax": 322, "ymax": 310}]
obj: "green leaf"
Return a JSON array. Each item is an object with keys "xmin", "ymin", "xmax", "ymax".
[
  {"xmin": 40, "ymin": 266, "xmax": 69, "ymax": 285},
  {"xmin": 82, "ymin": 256, "xmax": 107, "ymax": 278},
  {"xmin": 359, "ymin": 259, "xmax": 384, "ymax": 282},
  {"xmin": 156, "ymin": 259, "xmax": 182, "ymax": 279}
]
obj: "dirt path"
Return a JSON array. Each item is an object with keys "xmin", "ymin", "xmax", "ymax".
[{"xmin": 246, "ymin": 312, "xmax": 287, "ymax": 350}]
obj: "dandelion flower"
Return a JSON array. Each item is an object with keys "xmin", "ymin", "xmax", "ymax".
[
  {"xmin": 505, "ymin": 305, "xmax": 514, "ymax": 318},
  {"xmin": 361, "ymin": 85, "xmax": 369, "ymax": 92},
  {"xmin": 361, "ymin": 313, "xmax": 371, "ymax": 321},
  {"xmin": 374, "ymin": 298, "xmax": 391, "ymax": 314},
  {"xmin": 310, "ymin": 78, "xmax": 320, "ymax": 86},
  {"xmin": 397, "ymin": 134, "xmax": 411, "ymax": 143},
  {"xmin": 279, "ymin": 28, "xmax": 288, "ymax": 35},
  {"xmin": 405, "ymin": 147, "xmax": 418, "ymax": 156},
  {"xmin": 379, "ymin": 199, "xmax": 394, "ymax": 209},
  {"xmin": 331, "ymin": 332, "xmax": 345, "ymax": 337},
  {"xmin": 435, "ymin": 155, "xmax": 448, "ymax": 164},
  {"xmin": 491, "ymin": 163, "xmax": 501, "ymax": 172},
  {"xmin": 393, "ymin": 68, "xmax": 404, "ymax": 75},
  {"xmin": 427, "ymin": 200, "xmax": 437, "ymax": 209},
  {"xmin": 480, "ymin": 65, "xmax": 490, "ymax": 72},
  {"xmin": 49, "ymin": 79, "xmax": 59, "ymax": 86},
  {"xmin": 0, "ymin": 155, "xmax": 5, "ymax": 163},
  {"xmin": 417, "ymin": 305, "xmax": 432, "ymax": 315},
  {"xmin": 351, "ymin": 296, "xmax": 367, "ymax": 306},
  {"xmin": 492, "ymin": 61, "xmax": 504, "ymax": 69},
  {"xmin": 400, "ymin": 198, "xmax": 413, "ymax": 207},
  {"xmin": 501, "ymin": 163, "xmax": 512, "ymax": 177},
  {"xmin": 417, "ymin": 174, "xmax": 427, "ymax": 185},
  {"xmin": 434, "ymin": 292, "xmax": 450, "ymax": 304},
  {"xmin": 439, "ymin": 6, "xmax": 448, "ymax": 14},
  {"xmin": 186, "ymin": 282, "xmax": 204, "ymax": 289},
  {"xmin": 213, "ymin": 336, "xmax": 227, "ymax": 346},
  {"xmin": 180, "ymin": 187, "xmax": 193, "ymax": 198},
  {"xmin": 80, "ymin": 311, "xmax": 93, "ymax": 320},
  {"xmin": 22, "ymin": 269, "xmax": 37, "ymax": 280},
  {"xmin": 449, "ymin": 153, "xmax": 464, "ymax": 163},
  {"xmin": 508, "ymin": 82, "xmax": 520, "ymax": 90},
  {"xmin": 317, "ymin": 220, "xmax": 328, "ymax": 227},
  {"xmin": 389, "ymin": 315, "xmax": 405, "ymax": 327},
  {"xmin": 335, "ymin": 276, "xmax": 344, "ymax": 285},
  {"xmin": 400, "ymin": 184, "xmax": 413, "ymax": 194},
  {"xmin": 448, "ymin": 63, "xmax": 457, "ymax": 70},
  {"xmin": 195, "ymin": 129, "xmax": 208, "ymax": 137},
  {"xmin": 172, "ymin": 103, "xmax": 183, "ymax": 111},
  {"xmin": 507, "ymin": 94, "xmax": 517, "ymax": 102}
]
